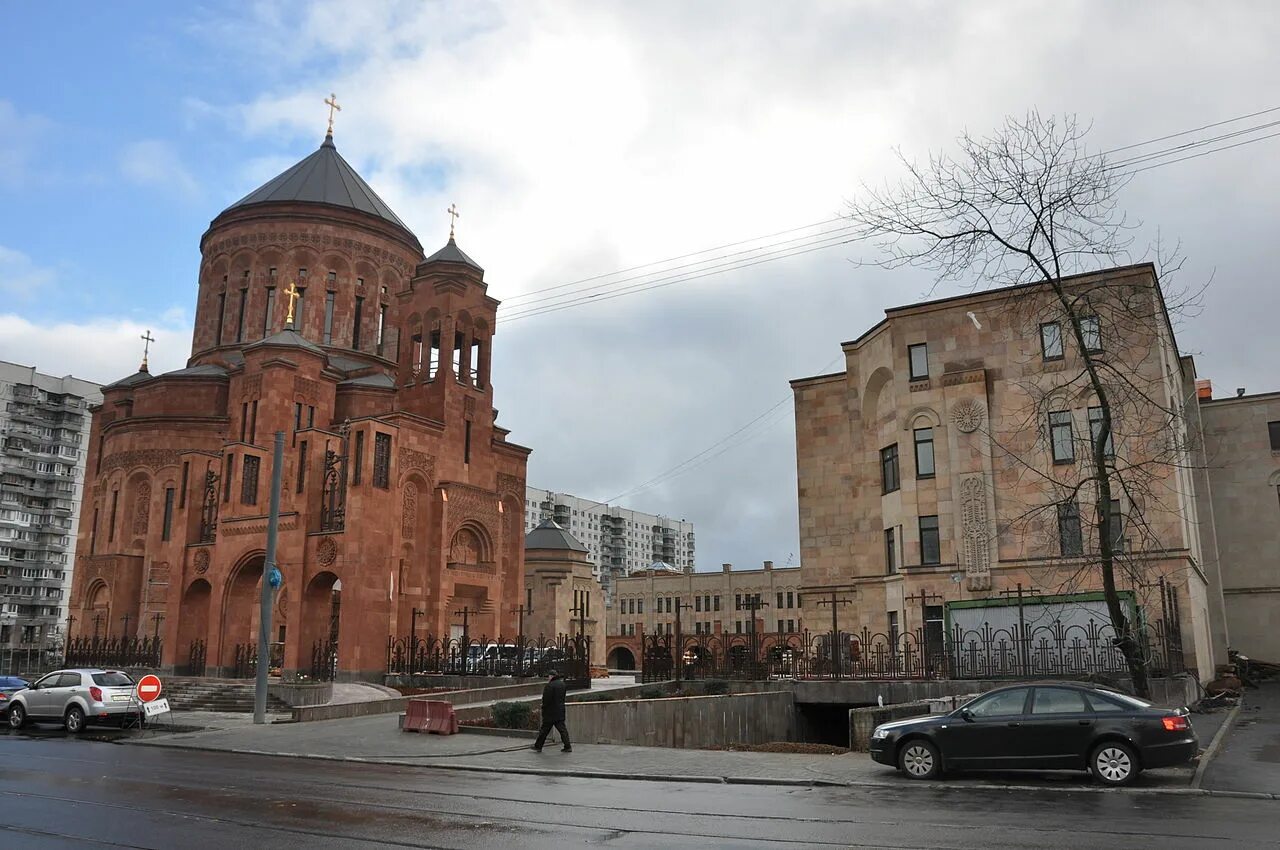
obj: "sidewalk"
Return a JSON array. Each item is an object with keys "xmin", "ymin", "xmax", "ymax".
[
  {"xmin": 1201, "ymin": 682, "xmax": 1280, "ymax": 795},
  {"xmin": 133, "ymin": 707, "xmax": 1228, "ymax": 795}
]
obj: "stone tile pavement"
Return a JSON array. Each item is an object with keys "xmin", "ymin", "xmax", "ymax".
[{"xmin": 1200, "ymin": 682, "xmax": 1280, "ymax": 795}]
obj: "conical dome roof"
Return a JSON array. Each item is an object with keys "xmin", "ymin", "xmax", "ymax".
[
  {"xmin": 525, "ymin": 519, "xmax": 588, "ymax": 553},
  {"xmin": 221, "ymin": 132, "xmax": 411, "ymax": 233}
]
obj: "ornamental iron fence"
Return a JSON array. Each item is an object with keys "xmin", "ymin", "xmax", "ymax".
[
  {"xmin": 62, "ymin": 636, "xmax": 163, "ymax": 671},
  {"xmin": 639, "ymin": 617, "xmax": 1184, "ymax": 683},
  {"xmin": 386, "ymin": 632, "xmax": 592, "ymax": 689}
]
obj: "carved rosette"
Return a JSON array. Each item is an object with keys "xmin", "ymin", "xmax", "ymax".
[
  {"xmin": 193, "ymin": 549, "xmax": 211, "ymax": 574},
  {"xmin": 950, "ymin": 399, "xmax": 986, "ymax": 434},
  {"xmin": 960, "ymin": 475, "xmax": 992, "ymax": 591},
  {"xmin": 317, "ymin": 536, "xmax": 339, "ymax": 567}
]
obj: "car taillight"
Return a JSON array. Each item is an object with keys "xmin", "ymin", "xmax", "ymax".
[
  {"xmin": 1162, "ymin": 715, "xmax": 1190, "ymax": 732},
  {"xmin": 0, "ymin": 693, "xmax": 6, "ymax": 700},
  {"xmin": 90, "ymin": 686, "xmax": 103, "ymax": 702}
]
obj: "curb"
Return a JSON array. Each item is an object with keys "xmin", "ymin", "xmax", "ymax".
[
  {"xmin": 129, "ymin": 738, "xmax": 1279, "ymax": 798},
  {"xmin": 1192, "ymin": 701, "xmax": 1243, "ymax": 790}
]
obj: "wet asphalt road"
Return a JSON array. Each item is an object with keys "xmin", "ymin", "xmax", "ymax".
[{"xmin": 1, "ymin": 729, "xmax": 1277, "ymax": 849}]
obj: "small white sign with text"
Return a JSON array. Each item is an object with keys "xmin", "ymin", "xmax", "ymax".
[{"xmin": 143, "ymin": 698, "xmax": 170, "ymax": 717}]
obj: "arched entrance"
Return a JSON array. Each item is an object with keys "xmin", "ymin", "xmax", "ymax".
[
  {"xmin": 302, "ymin": 572, "xmax": 341, "ymax": 679},
  {"xmin": 178, "ymin": 579, "xmax": 212, "ymax": 674},
  {"xmin": 607, "ymin": 646, "xmax": 636, "ymax": 670},
  {"xmin": 221, "ymin": 556, "xmax": 264, "ymax": 669},
  {"xmin": 85, "ymin": 581, "xmax": 112, "ymax": 639}
]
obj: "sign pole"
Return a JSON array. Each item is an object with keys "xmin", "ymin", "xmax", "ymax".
[{"xmin": 255, "ymin": 431, "xmax": 285, "ymax": 724}]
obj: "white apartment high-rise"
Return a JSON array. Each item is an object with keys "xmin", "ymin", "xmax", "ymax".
[
  {"xmin": 0, "ymin": 361, "xmax": 101, "ymax": 651},
  {"xmin": 524, "ymin": 487, "xmax": 696, "ymax": 598}
]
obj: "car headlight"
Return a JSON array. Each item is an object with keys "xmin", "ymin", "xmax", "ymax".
[{"xmin": 871, "ymin": 727, "xmax": 890, "ymax": 739}]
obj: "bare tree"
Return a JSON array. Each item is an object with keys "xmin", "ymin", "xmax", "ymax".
[{"xmin": 846, "ymin": 113, "xmax": 1203, "ymax": 697}]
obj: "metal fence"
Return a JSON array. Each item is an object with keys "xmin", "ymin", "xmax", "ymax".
[
  {"xmin": 640, "ymin": 618, "xmax": 1184, "ymax": 683},
  {"xmin": 60, "ymin": 636, "xmax": 164, "ymax": 671},
  {"xmin": 386, "ymin": 633, "xmax": 592, "ymax": 689},
  {"xmin": 0, "ymin": 646, "xmax": 63, "ymax": 678}
]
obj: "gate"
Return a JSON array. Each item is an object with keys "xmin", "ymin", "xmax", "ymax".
[{"xmin": 186, "ymin": 639, "xmax": 207, "ymax": 676}]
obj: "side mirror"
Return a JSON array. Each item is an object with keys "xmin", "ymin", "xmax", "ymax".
[
  {"xmin": 959, "ymin": 708, "xmax": 974, "ymax": 722},
  {"xmin": 28, "ymin": 683, "xmax": 39, "ymax": 690}
]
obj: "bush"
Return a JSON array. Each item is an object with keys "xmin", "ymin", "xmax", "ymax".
[
  {"xmin": 574, "ymin": 693, "xmax": 614, "ymax": 703},
  {"xmin": 701, "ymin": 680, "xmax": 730, "ymax": 695},
  {"xmin": 491, "ymin": 701, "xmax": 533, "ymax": 729},
  {"xmin": 638, "ymin": 686, "xmax": 667, "ymax": 700}
]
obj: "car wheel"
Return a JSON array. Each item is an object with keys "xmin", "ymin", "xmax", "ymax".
[
  {"xmin": 898, "ymin": 738, "xmax": 941, "ymax": 780},
  {"xmin": 7, "ymin": 703, "xmax": 27, "ymax": 730},
  {"xmin": 1090, "ymin": 741, "xmax": 1140, "ymax": 787},
  {"xmin": 64, "ymin": 705, "xmax": 86, "ymax": 735}
]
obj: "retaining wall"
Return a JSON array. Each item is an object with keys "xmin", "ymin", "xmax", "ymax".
[
  {"xmin": 848, "ymin": 701, "xmax": 933, "ymax": 751},
  {"xmin": 566, "ymin": 690, "xmax": 795, "ymax": 749}
]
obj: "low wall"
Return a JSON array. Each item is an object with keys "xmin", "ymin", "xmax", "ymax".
[
  {"xmin": 567, "ymin": 690, "xmax": 795, "ymax": 749},
  {"xmin": 293, "ymin": 680, "xmax": 547, "ymax": 723},
  {"xmin": 791, "ymin": 676, "xmax": 1197, "ymax": 707},
  {"xmin": 384, "ymin": 674, "xmax": 542, "ymax": 690},
  {"xmin": 270, "ymin": 682, "xmax": 332, "ymax": 707},
  {"xmin": 848, "ymin": 701, "xmax": 932, "ymax": 751}
]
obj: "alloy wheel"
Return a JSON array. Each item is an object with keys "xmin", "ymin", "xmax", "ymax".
[
  {"xmin": 65, "ymin": 706, "xmax": 85, "ymax": 734},
  {"xmin": 1095, "ymin": 746, "xmax": 1131, "ymax": 783},
  {"xmin": 902, "ymin": 743, "xmax": 935, "ymax": 777},
  {"xmin": 7, "ymin": 705, "xmax": 24, "ymax": 729}
]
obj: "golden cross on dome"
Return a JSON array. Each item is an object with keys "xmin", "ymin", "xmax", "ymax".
[
  {"xmin": 284, "ymin": 281, "xmax": 302, "ymax": 325},
  {"xmin": 139, "ymin": 329, "xmax": 155, "ymax": 372},
  {"xmin": 324, "ymin": 93, "xmax": 341, "ymax": 135},
  {"xmin": 447, "ymin": 203, "xmax": 459, "ymax": 239}
]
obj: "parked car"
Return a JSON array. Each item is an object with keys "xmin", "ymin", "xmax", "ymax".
[
  {"xmin": 0, "ymin": 676, "xmax": 29, "ymax": 712},
  {"xmin": 869, "ymin": 682, "xmax": 1198, "ymax": 786},
  {"xmin": 6, "ymin": 669, "xmax": 143, "ymax": 733}
]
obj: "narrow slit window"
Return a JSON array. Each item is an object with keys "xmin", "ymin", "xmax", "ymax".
[
  {"xmin": 263, "ymin": 286, "xmax": 276, "ymax": 337},
  {"xmin": 353, "ymin": 296, "xmax": 364, "ymax": 349},
  {"xmin": 215, "ymin": 293, "xmax": 226, "ymax": 345},
  {"xmin": 428, "ymin": 330, "xmax": 441, "ymax": 379},
  {"xmin": 235, "ymin": 286, "xmax": 248, "ymax": 342},
  {"xmin": 323, "ymin": 291, "xmax": 336, "ymax": 345},
  {"xmin": 241, "ymin": 456, "xmax": 260, "ymax": 505}
]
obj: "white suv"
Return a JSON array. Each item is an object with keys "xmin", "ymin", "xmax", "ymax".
[{"xmin": 6, "ymin": 669, "xmax": 144, "ymax": 733}]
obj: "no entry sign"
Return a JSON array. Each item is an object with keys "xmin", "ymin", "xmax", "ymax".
[{"xmin": 136, "ymin": 674, "xmax": 163, "ymax": 703}]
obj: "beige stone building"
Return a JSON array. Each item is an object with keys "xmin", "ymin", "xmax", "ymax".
[
  {"xmin": 604, "ymin": 561, "xmax": 803, "ymax": 668},
  {"xmin": 1198, "ymin": 388, "xmax": 1280, "ymax": 662},
  {"xmin": 791, "ymin": 264, "xmax": 1221, "ymax": 679},
  {"xmin": 523, "ymin": 520, "xmax": 604, "ymax": 665}
]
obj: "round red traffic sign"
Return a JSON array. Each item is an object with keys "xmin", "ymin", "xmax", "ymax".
[{"xmin": 136, "ymin": 674, "xmax": 163, "ymax": 703}]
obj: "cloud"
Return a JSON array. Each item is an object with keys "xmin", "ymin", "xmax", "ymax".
[
  {"xmin": 0, "ymin": 246, "xmax": 57, "ymax": 301},
  {"xmin": 0, "ymin": 100, "xmax": 54, "ymax": 186},
  {"xmin": 119, "ymin": 139, "xmax": 201, "ymax": 199},
  {"xmin": 0, "ymin": 312, "xmax": 191, "ymax": 385}
]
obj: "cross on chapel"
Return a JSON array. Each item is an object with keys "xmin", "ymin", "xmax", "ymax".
[
  {"xmin": 140, "ymin": 329, "xmax": 155, "ymax": 372},
  {"xmin": 447, "ymin": 203, "xmax": 459, "ymax": 240},
  {"xmin": 324, "ymin": 93, "xmax": 341, "ymax": 135}
]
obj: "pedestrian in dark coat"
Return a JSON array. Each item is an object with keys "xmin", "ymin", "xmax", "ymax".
[{"xmin": 533, "ymin": 673, "xmax": 571, "ymax": 752}]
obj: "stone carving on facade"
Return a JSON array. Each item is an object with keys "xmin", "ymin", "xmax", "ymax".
[
  {"xmin": 496, "ymin": 473, "xmax": 523, "ymax": 501},
  {"xmin": 317, "ymin": 536, "xmax": 338, "ymax": 566},
  {"xmin": 293, "ymin": 376, "xmax": 321, "ymax": 402},
  {"xmin": 399, "ymin": 447, "xmax": 436, "ymax": 482},
  {"xmin": 207, "ymin": 233, "xmax": 410, "ymax": 275},
  {"xmin": 193, "ymin": 549, "xmax": 211, "ymax": 574},
  {"xmin": 132, "ymin": 480, "xmax": 151, "ymax": 535},
  {"xmin": 960, "ymin": 475, "xmax": 992, "ymax": 591},
  {"xmin": 449, "ymin": 528, "xmax": 480, "ymax": 566},
  {"xmin": 100, "ymin": 449, "xmax": 182, "ymax": 475},
  {"xmin": 401, "ymin": 481, "xmax": 418, "ymax": 538},
  {"xmin": 950, "ymin": 399, "xmax": 986, "ymax": 434},
  {"xmin": 240, "ymin": 374, "xmax": 262, "ymax": 399},
  {"xmin": 464, "ymin": 396, "xmax": 475, "ymax": 418},
  {"xmin": 221, "ymin": 516, "xmax": 299, "ymax": 536},
  {"xmin": 444, "ymin": 483, "xmax": 501, "ymax": 544},
  {"xmin": 148, "ymin": 561, "xmax": 170, "ymax": 584}
]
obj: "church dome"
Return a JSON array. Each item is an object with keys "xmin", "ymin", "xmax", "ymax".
[{"xmin": 219, "ymin": 132, "xmax": 413, "ymax": 237}]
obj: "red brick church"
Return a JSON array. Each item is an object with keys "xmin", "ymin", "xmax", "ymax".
[{"xmin": 68, "ymin": 125, "xmax": 530, "ymax": 680}]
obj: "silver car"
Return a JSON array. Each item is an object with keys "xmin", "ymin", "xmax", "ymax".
[{"xmin": 6, "ymin": 669, "xmax": 143, "ymax": 733}]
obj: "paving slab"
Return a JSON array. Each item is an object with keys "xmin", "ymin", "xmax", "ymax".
[{"xmin": 1201, "ymin": 682, "xmax": 1280, "ymax": 795}]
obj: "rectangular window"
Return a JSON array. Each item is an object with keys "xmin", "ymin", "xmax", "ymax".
[
  {"xmin": 108, "ymin": 490, "xmax": 119, "ymax": 542},
  {"xmin": 464, "ymin": 421, "xmax": 471, "ymax": 464},
  {"xmin": 1040, "ymin": 321, "xmax": 1063, "ymax": 359},
  {"xmin": 919, "ymin": 515, "xmax": 940, "ymax": 565},
  {"xmin": 1079, "ymin": 316, "xmax": 1102, "ymax": 352},
  {"xmin": 735, "ymin": 593, "xmax": 742, "ymax": 611},
  {"xmin": 240, "ymin": 401, "xmax": 249, "ymax": 442},
  {"xmin": 323, "ymin": 292, "xmax": 335, "ymax": 345},
  {"xmin": 352, "ymin": 296, "xmax": 364, "ymax": 349},
  {"xmin": 1107, "ymin": 499, "xmax": 1124, "ymax": 550},
  {"xmin": 250, "ymin": 400, "xmax": 258, "ymax": 444},
  {"xmin": 327, "ymin": 270, "xmax": 336, "ymax": 285},
  {"xmin": 1088, "ymin": 406, "xmax": 1114, "ymax": 458},
  {"xmin": 215, "ymin": 293, "xmax": 226, "ymax": 345},
  {"xmin": 908, "ymin": 343, "xmax": 928, "ymax": 380},
  {"xmin": 241, "ymin": 455, "xmax": 260, "ymax": 505},
  {"xmin": 90, "ymin": 508, "xmax": 99, "ymax": 554},
  {"xmin": 776, "ymin": 591, "xmax": 784, "ymax": 610},
  {"xmin": 352, "ymin": 431, "xmax": 364, "ymax": 485},
  {"xmin": 297, "ymin": 441, "xmax": 308, "ymax": 494},
  {"xmin": 787, "ymin": 619, "xmax": 796, "ymax": 633},
  {"xmin": 161, "ymin": 487, "xmax": 174, "ymax": 541},
  {"xmin": 914, "ymin": 427, "xmax": 935, "ymax": 478},
  {"xmin": 695, "ymin": 596, "xmax": 702, "ymax": 612},
  {"xmin": 888, "ymin": 610, "xmax": 899, "ymax": 646},
  {"xmin": 235, "ymin": 288, "xmax": 248, "ymax": 342},
  {"xmin": 291, "ymin": 287, "xmax": 306, "ymax": 331},
  {"xmin": 377, "ymin": 304, "xmax": 388, "ymax": 352},
  {"xmin": 735, "ymin": 621, "xmax": 742, "ymax": 634},
  {"xmin": 179, "ymin": 461, "xmax": 189, "ymax": 509},
  {"xmin": 223, "ymin": 454, "xmax": 234, "ymax": 503},
  {"xmin": 294, "ymin": 403, "xmax": 303, "ymax": 431},
  {"xmin": 1049, "ymin": 411, "xmax": 1075, "ymax": 463},
  {"xmin": 373, "ymin": 432, "xmax": 391, "ymax": 489},
  {"xmin": 885, "ymin": 527, "xmax": 897, "ymax": 574},
  {"xmin": 637, "ymin": 599, "xmax": 643, "ymax": 614},
  {"xmin": 777, "ymin": 619, "xmax": 784, "ymax": 633},
  {"xmin": 880, "ymin": 444, "xmax": 900, "ymax": 493},
  {"xmin": 1268, "ymin": 421, "xmax": 1280, "ymax": 451},
  {"xmin": 263, "ymin": 287, "xmax": 275, "ymax": 337},
  {"xmin": 1058, "ymin": 499, "xmax": 1083, "ymax": 556},
  {"xmin": 713, "ymin": 596, "xmax": 720, "ymax": 612},
  {"xmin": 307, "ymin": 406, "xmax": 315, "ymax": 428}
]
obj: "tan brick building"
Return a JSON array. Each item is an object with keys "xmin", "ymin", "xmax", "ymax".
[
  {"xmin": 67, "ymin": 130, "xmax": 530, "ymax": 680},
  {"xmin": 523, "ymin": 520, "xmax": 605, "ymax": 664},
  {"xmin": 604, "ymin": 561, "xmax": 803, "ymax": 669},
  {"xmin": 791, "ymin": 265, "xmax": 1220, "ymax": 678}
]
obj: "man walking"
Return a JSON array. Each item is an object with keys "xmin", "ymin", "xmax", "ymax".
[{"xmin": 532, "ymin": 672, "xmax": 571, "ymax": 753}]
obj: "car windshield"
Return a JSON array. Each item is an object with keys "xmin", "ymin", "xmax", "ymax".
[{"xmin": 92, "ymin": 672, "xmax": 134, "ymax": 687}]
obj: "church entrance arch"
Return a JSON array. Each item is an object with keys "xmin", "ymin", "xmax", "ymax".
[
  {"xmin": 607, "ymin": 646, "xmax": 636, "ymax": 670},
  {"xmin": 178, "ymin": 579, "xmax": 212, "ymax": 674},
  {"xmin": 302, "ymin": 571, "xmax": 341, "ymax": 679},
  {"xmin": 220, "ymin": 555, "xmax": 264, "ymax": 668},
  {"xmin": 85, "ymin": 581, "xmax": 112, "ymax": 639}
]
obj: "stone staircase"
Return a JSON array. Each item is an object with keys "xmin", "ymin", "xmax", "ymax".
[{"xmin": 162, "ymin": 677, "xmax": 292, "ymax": 713}]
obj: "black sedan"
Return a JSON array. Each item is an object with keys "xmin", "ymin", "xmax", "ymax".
[{"xmin": 869, "ymin": 682, "xmax": 1198, "ymax": 786}]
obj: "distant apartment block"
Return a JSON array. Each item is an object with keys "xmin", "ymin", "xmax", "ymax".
[
  {"xmin": 0, "ymin": 361, "xmax": 101, "ymax": 649},
  {"xmin": 524, "ymin": 487, "xmax": 696, "ymax": 596}
]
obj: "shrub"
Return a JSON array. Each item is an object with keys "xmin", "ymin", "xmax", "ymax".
[
  {"xmin": 638, "ymin": 686, "xmax": 667, "ymax": 700},
  {"xmin": 574, "ymin": 693, "xmax": 614, "ymax": 703},
  {"xmin": 491, "ymin": 701, "xmax": 533, "ymax": 729},
  {"xmin": 702, "ymin": 680, "xmax": 730, "ymax": 695}
]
